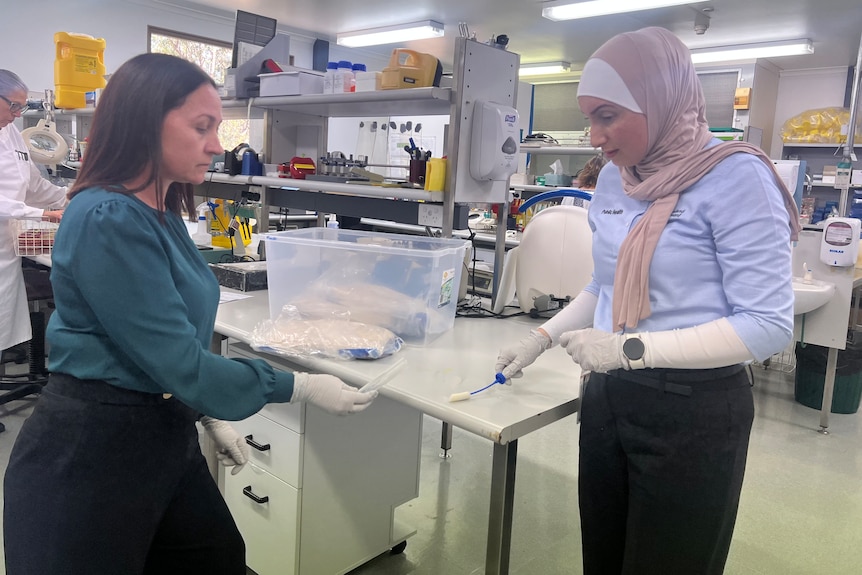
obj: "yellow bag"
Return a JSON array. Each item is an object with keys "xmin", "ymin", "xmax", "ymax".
[{"xmin": 780, "ymin": 107, "xmax": 860, "ymax": 144}]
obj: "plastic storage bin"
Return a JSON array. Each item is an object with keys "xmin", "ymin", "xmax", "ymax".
[
  {"xmin": 354, "ymin": 71, "xmax": 381, "ymax": 92},
  {"xmin": 259, "ymin": 70, "xmax": 324, "ymax": 97},
  {"xmin": 794, "ymin": 341, "xmax": 862, "ymax": 414},
  {"xmin": 264, "ymin": 229, "xmax": 469, "ymax": 344}
]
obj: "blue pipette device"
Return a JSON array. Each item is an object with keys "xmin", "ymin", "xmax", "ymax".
[{"xmin": 448, "ymin": 373, "xmax": 507, "ymax": 402}]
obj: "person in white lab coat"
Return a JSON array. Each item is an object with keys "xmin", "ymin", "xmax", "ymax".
[{"xmin": 0, "ymin": 69, "xmax": 66, "ymax": 354}]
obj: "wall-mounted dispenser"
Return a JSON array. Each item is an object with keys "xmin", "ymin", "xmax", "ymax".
[
  {"xmin": 470, "ymin": 100, "xmax": 519, "ymax": 181},
  {"xmin": 820, "ymin": 217, "xmax": 861, "ymax": 266}
]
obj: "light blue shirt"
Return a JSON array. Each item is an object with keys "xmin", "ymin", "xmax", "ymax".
[{"xmin": 584, "ymin": 142, "xmax": 794, "ymax": 361}]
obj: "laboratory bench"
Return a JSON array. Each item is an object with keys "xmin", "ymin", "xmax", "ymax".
[{"xmin": 213, "ymin": 288, "xmax": 581, "ymax": 575}]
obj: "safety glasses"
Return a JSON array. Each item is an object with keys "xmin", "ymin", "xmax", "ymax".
[{"xmin": 0, "ymin": 95, "xmax": 28, "ymax": 114}]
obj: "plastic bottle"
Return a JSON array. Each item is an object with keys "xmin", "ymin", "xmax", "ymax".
[
  {"xmin": 192, "ymin": 204, "xmax": 212, "ymax": 246},
  {"xmin": 350, "ymin": 63, "xmax": 366, "ymax": 92},
  {"xmin": 326, "ymin": 214, "xmax": 339, "ymax": 229},
  {"xmin": 323, "ymin": 61, "xmax": 338, "ymax": 94},
  {"xmin": 334, "ymin": 60, "xmax": 353, "ymax": 94}
]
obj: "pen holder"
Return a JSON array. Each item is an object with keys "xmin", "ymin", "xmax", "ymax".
[{"xmin": 409, "ymin": 159, "xmax": 426, "ymax": 185}]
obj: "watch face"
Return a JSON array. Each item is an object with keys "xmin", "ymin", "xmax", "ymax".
[{"xmin": 623, "ymin": 337, "xmax": 645, "ymax": 361}]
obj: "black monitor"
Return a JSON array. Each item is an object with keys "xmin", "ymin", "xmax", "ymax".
[{"xmin": 231, "ymin": 10, "xmax": 277, "ymax": 68}]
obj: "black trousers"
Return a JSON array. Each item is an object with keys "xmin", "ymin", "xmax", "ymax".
[
  {"xmin": 578, "ymin": 367, "xmax": 754, "ymax": 575},
  {"xmin": 3, "ymin": 374, "xmax": 245, "ymax": 575}
]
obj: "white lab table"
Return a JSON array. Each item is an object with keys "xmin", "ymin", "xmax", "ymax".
[{"xmin": 215, "ymin": 288, "xmax": 582, "ymax": 575}]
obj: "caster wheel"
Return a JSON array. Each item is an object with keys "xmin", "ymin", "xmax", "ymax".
[{"xmin": 389, "ymin": 540, "xmax": 407, "ymax": 555}]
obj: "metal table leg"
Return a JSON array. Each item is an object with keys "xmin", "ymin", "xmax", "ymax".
[
  {"xmin": 485, "ymin": 440, "xmax": 518, "ymax": 575},
  {"xmin": 440, "ymin": 421, "xmax": 453, "ymax": 458},
  {"xmin": 819, "ymin": 346, "xmax": 839, "ymax": 433}
]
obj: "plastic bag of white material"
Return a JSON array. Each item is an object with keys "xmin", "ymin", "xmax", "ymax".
[
  {"xmin": 288, "ymin": 263, "xmax": 435, "ymax": 340},
  {"xmin": 251, "ymin": 305, "xmax": 403, "ymax": 360}
]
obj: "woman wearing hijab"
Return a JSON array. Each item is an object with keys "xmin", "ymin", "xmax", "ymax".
[{"xmin": 496, "ymin": 27, "xmax": 798, "ymax": 573}]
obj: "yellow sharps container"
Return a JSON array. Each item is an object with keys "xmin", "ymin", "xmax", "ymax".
[{"xmin": 54, "ymin": 32, "xmax": 107, "ymax": 109}]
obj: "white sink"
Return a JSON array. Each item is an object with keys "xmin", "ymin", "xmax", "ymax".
[{"xmin": 792, "ymin": 277, "xmax": 836, "ymax": 315}]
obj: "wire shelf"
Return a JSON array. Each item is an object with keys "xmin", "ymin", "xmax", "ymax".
[
  {"xmin": 12, "ymin": 217, "xmax": 59, "ymax": 256},
  {"xmin": 754, "ymin": 340, "xmax": 797, "ymax": 374}
]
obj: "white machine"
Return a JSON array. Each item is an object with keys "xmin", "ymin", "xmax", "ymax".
[
  {"xmin": 495, "ymin": 190, "xmax": 594, "ymax": 314},
  {"xmin": 820, "ymin": 217, "xmax": 861, "ymax": 267}
]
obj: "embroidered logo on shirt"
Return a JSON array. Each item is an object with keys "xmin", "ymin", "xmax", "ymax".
[
  {"xmin": 670, "ymin": 209, "xmax": 685, "ymax": 219},
  {"xmin": 15, "ymin": 149, "xmax": 28, "ymax": 161},
  {"xmin": 602, "ymin": 209, "xmax": 624, "ymax": 215}
]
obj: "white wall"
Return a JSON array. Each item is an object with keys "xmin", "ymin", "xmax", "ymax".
[
  {"xmin": 769, "ymin": 67, "xmax": 849, "ymax": 156},
  {"xmin": 749, "ymin": 61, "xmax": 780, "ymax": 156}
]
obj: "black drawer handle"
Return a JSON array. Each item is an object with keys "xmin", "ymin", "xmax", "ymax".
[
  {"xmin": 243, "ymin": 486, "xmax": 269, "ymax": 504},
  {"xmin": 244, "ymin": 434, "xmax": 271, "ymax": 452}
]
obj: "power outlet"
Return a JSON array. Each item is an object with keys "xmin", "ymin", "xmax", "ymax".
[{"xmin": 418, "ymin": 203, "xmax": 444, "ymax": 227}]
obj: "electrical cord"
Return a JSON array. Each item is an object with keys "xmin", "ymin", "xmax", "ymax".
[{"xmin": 453, "ymin": 229, "xmax": 568, "ymax": 321}]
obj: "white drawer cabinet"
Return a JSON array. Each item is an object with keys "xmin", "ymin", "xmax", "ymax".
[
  {"xmin": 224, "ymin": 464, "xmax": 301, "ymax": 575},
  {"xmin": 230, "ymin": 413, "xmax": 303, "ymax": 488},
  {"xmin": 222, "ymin": 343, "xmax": 422, "ymax": 575}
]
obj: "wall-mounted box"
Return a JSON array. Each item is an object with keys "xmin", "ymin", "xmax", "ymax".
[{"xmin": 733, "ymin": 87, "xmax": 751, "ymax": 110}]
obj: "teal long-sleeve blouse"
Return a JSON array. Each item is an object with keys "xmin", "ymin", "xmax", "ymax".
[{"xmin": 47, "ymin": 188, "xmax": 294, "ymax": 420}]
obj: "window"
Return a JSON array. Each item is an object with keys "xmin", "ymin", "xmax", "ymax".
[
  {"xmin": 696, "ymin": 71, "xmax": 738, "ymax": 128},
  {"xmin": 532, "ymin": 70, "xmax": 739, "ymax": 135},
  {"xmin": 148, "ymin": 26, "xmax": 249, "ymax": 150}
]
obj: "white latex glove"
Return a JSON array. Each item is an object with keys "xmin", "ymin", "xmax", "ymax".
[
  {"xmin": 290, "ymin": 372, "xmax": 377, "ymax": 415},
  {"xmin": 200, "ymin": 416, "xmax": 249, "ymax": 476},
  {"xmin": 559, "ymin": 329, "xmax": 627, "ymax": 373},
  {"xmin": 560, "ymin": 318, "xmax": 755, "ymax": 373},
  {"xmin": 495, "ymin": 329, "xmax": 552, "ymax": 382}
]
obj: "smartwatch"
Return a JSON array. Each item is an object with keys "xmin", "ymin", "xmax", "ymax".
[{"xmin": 622, "ymin": 334, "xmax": 646, "ymax": 370}]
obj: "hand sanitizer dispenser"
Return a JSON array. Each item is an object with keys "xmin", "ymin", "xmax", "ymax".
[
  {"xmin": 470, "ymin": 100, "xmax": 519, "ymax": 181},
  {"xmin": 820, "ymin": 217, "xmax": 861, "ymax": 266}
]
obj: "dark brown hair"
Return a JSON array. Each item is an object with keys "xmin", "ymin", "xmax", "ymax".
[
  {"xmin": 576, "ymin": 155, "xmax": 607, "ymax": 190},
  {"xmin": 69, "ymin": 53, "xmax": 217, "ymax": 217}
]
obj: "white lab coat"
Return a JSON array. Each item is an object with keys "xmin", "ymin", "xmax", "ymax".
[{"xmin": 0, "ymin": 123, "xmax": 67, "ymax": 351}]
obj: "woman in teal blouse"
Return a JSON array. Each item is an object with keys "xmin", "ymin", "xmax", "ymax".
[{"xmin": 4, "ymin": 53, "xmax": 375, "ymax": 575}]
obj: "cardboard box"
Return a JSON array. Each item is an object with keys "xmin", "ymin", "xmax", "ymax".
[
  {"xmin": 259, "ymin": 69, "xmax": 324, "ymax": 97},
  {"xmin": 264, "ymin": 229, "xmax": 469, "ymax": 344}
]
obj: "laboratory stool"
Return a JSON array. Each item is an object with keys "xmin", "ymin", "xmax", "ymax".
[{"xmin": 0, "ymin": 264, "xmax": 53, "ymax": 433}]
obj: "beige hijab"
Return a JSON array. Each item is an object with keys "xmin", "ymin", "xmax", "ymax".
[{"xmin": 578, "ymin": 27, "xmax": 801, "ymax": 331}]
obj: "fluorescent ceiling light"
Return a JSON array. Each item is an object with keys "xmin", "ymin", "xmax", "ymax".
[
  {"xmin": 336, "ymin": 20, "xmax": 444, "ymax": 48},
  {"xmin": 543, "ymin": 0, "xmax": 695, "ymax": 21},
  {"xmin": 690, "ymin": 39, "xmax": 814, "ymax": 64},
  {"xmin": 519, "ymin": 61, "xmax": 571, "ymax": 76}
]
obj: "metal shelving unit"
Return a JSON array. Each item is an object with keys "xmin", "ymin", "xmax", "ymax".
[{"xmin": 201, "ymin": 38, "xmax": 520, "ymax": 248}]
